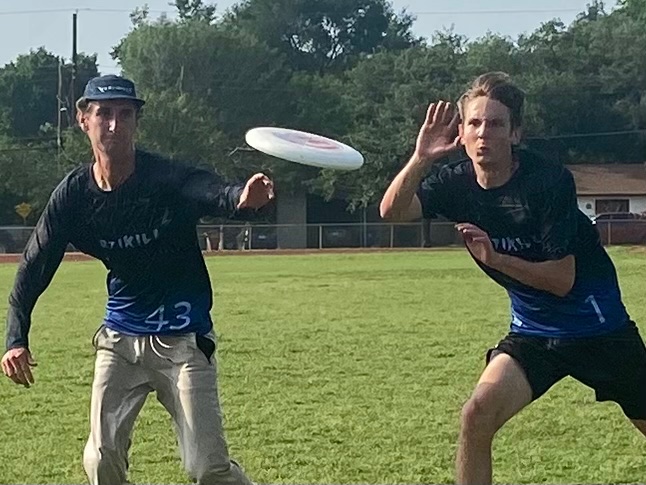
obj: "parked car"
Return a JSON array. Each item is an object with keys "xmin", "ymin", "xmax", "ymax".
[
  {"xmin": 592, "ymin": 212, "xmax": 644, "ymax": 222},
  {"xmin": 591, "ymin": 212, "xmax": 646, "ymax": 245},
  {"xmin": 250, "ymin": 226, "xmax": 277, "ymax": 249},
  {"xmin": 322, "ymin": 227, "xmax": 360, "ymax": 248}
]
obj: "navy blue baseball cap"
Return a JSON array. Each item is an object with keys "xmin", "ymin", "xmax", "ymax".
[{"xmin": 81, "ymin": 74, "xmax": 145, "ymax": 106}]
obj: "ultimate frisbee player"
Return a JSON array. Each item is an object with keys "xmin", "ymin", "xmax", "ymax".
[
  {"xmin": 2, "ymin": 75, "xmax": 274, "ymax": 485},
  {"xmin": 380, "ymin": 72, "xmax": 646, "ymax": 484}
]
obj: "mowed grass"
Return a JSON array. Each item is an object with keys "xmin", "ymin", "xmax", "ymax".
[{"xmin": 0, "ymin": 248, "xmax": 646, "ymax": 484}]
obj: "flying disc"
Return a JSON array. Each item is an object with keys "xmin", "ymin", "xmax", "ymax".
[{"xmin": 245, "ymin": 127, "xmax": 364, "ymax": 171}]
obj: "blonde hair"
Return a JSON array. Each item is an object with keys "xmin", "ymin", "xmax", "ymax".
[{"xmin": 458, "ymin": 72, "xmax": 525, "ymax": 129}]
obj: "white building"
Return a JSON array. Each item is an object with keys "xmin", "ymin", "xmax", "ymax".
[{"xmin": 567, "ymin": 164, "xmax": 646, "ymax": 218}]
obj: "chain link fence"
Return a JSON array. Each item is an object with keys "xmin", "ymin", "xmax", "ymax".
[
  {"xmin": 1, "ymin": 220, "xmax": 645, "ymax": 254},
  {"xmin": 196, "ymin": 222, "xmax": 459, "ymax": 250}
]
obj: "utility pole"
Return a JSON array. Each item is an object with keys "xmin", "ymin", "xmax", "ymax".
[
  {"xmin": 71, "ymin": 11, "xmax": 78, "ymax": 104},
  {"xmin": 57, "ymin": 58, "xmax": 63, "ymax": 159}
]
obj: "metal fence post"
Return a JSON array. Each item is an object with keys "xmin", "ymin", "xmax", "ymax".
[
  {"xmin": 420, "ymin": 220, "xmax": 424, "ymax": 247},
  {"xmin": 390, "ymin": 224, "xmax": 394, "ymax": 248},
  {"xmin": 318, "ymin": 225, "xmax": 323, "ymax": 249}
]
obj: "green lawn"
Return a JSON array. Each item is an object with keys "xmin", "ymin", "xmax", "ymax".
[{"xmin": 1, "ymin": 248, "xmax": 645, "ymax": 484}]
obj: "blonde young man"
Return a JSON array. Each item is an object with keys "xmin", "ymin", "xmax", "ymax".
[
  {"xmin": 380, "ymin": 72, "xmax": 646, "ymax": 484},
  {"xmin": 2, "ymin": 75, "xmax": 274, "ymax": 485}
]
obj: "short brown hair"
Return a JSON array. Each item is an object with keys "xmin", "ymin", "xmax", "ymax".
[{"xmin": 457, "ymin": 72, "xmax": 525, "ymax": 129}]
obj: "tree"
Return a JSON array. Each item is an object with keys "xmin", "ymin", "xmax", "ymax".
[
  {"xmin": 591, "ymin": 0, "xmax": 646, "ymax": 158},
  {"xmin": 315, "ymin": 37, "xmax": 468, "ymax": 209},
  {"xmin": 0, "ymin": 49, "xmax": 98, "ymax": 140},
  {"xmin": 223, "ymin": 0, "xmax": 420, "ymax": 75},
  {"xmin": 0, "ymin": 141, "xmax": 61, "ymax": 224},
  {"xmin": 173, "ymin": 0, "xmax": 217, "ymax": 23},
  {"xmin": 0, "ymin": 50, "xmax": 98, "ymax": 223},
  {"xmin": 113, "ymin": 15, "xmax": 329, "ymax": 192},
  {"xmin": 114, "ymin": 20, "xmax": 295, "ymax": 137},
  {"xmin": 463, "ymin": 33, "xmax": 520, "ymax": 80},
  {"xmin": 516, "ymin": 1, "xmax": 645, "ymax": 162}
]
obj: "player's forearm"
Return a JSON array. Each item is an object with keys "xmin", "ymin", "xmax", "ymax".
[
  {"xmin": 202, "ymin": 181, "xmax": 242, "ymax": 215},
  {"xmin": 6, "ymin": 272, "xmax": 46, "ymax": 350},
  {"xmin": 5, "ymin": 232, "xmax": 67, "ymax": 350},
  {"xmin": 6, "ymin": 300, "xmax": 31, "ymax": 350},
  {"xmin": 223, "ymin": 184, "xmax": 245, "ymax": 215},
  {"xmin": 380, "ymin": 154, "xmax": 434, "ymax": 220},
  {"xmin": 490, "ymin": 254, "xmax": 575, "ymax": 297},
  {"xmin": 184, "ymin": 169, "xmax": 245, "ymax": 218}
]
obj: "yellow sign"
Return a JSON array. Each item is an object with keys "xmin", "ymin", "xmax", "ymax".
[{"xmin": 15, "ymin": 202, "xmax": 32, "ymax": 223}]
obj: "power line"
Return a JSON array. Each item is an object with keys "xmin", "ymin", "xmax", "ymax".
[
  {"xmin": 527, "ymin": 129, "xmax": 646, "ymax": 140},
  {"xmin": 414, "ymin": 8, "xmax": 582, "ymax": 15},
  {"xmin": 0, "ymin": 8, "xmax": 170, "ymax": 16},
  {"xmin": 0, "ymin": 7, "xmax": 586, "ymax": 17}
]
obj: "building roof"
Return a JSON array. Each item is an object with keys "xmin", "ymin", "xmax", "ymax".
[{"xmin": 566, "ymin": 164, "xmax": 646, "ymax": 196}]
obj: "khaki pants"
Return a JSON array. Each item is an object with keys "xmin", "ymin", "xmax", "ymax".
[{"xmin": 83, "ymin": 326, "xmax": 253, "ymax": 485}]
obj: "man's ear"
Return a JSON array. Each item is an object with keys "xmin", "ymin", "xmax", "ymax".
[
  {"xmin": 76, "ymin": 111, "xmax": 88, "ymax": 132},
  {"xmin": 458, "ymin": 123, "xmax": 465, "ymax": 146}
]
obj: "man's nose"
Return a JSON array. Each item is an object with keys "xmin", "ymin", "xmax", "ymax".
[{"xmin": 476, "ymin": 122, "xmax": 490, "ymax": 137}]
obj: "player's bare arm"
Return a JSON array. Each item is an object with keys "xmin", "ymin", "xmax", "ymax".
[
  {"xmin": 380, "ymin": 101, "xmax": 460, "ymax": 221},
  {"xmin": 237, "ymin": 173, "xmax": 275, "ymax": 210},
  {"xmin": 457, "ymin": 223, "xmax": 575, "ymax": 297},
  {"xmin": 492, "ymin": 253, "xmax": 575, "ymax": 297}
]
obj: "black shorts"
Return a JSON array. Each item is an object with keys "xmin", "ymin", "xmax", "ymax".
[{"xmin": 487, "ymin": 323, "xmax": 646, "ymax": 420}]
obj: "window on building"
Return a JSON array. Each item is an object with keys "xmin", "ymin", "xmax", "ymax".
[{"xmin": 595, "ymin": 199, "xmax": 629, "ymax": 214}]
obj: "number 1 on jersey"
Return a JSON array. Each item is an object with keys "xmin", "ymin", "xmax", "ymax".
[{"xmin": 585, "ymin": 295, "xmax": 606, "ymax": 324}]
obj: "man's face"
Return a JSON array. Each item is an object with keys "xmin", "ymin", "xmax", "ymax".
[
  {"xmin": 458, "ymin": 96, "xmax": 520, "ymax": 166},
  {"xmin": 80, "ymin": 100, "xmax": 139, "ymax": 154}
]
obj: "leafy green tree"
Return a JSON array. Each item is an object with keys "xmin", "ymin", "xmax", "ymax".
[
  {"xmin": 223, "ymin": 0, "xmax": 420, "ymax": 74},
  {"xmin": 0, "ymin": 49, "xmax": 98, "ymax": 139}
]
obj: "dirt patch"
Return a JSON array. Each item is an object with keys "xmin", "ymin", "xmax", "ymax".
[
  {"xmin": 0, "ymin": 253, "xmax": 95, "ymax": 264},
  {"xmin": 0, "ymin": 247, "xmax": 462, "ymax": 264}
]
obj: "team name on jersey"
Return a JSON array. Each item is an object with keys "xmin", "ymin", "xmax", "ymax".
[
  {"xmin": 100, "ymin": 229, "xmax": 160, "ymax": 249},
  {"xmin": 99, "ymin": 208, "xmax": 172, "ymax": 250},
  {"xmin": 490, "ymin": 236, "xmax": 539, "ymax": 253}
]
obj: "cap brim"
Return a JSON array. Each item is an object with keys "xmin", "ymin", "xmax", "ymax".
[{"xmin": 83, "ymin": 94, "xmax": 145, "ymax": 106}]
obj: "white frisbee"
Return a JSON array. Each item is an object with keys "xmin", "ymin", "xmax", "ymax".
[{"xmin": 245, "ymin": 127, "xmax": 364, "ymax": 171}]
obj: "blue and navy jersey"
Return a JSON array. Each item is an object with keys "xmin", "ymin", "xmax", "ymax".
[
  {"xmin": 6, "ymin": 150, "xmax": 248, "ymax": 350},
  {"xmin": 418, "ymin": 149, "xmax": 631, "ymax": 338}
]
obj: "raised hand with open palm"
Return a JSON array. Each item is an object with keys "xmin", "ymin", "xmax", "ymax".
[{"xmin": 414, "ymin": 101, "xmax": 461, "ymax": 162}]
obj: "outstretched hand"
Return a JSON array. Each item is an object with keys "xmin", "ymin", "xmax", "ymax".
[
  {"xmin": 456, "ymin": 223, "xmax": 500, "ymax": 268},
  {"xmin": 1, "ymin": 347, "xmax": 37, "ymax": 388},
  {"xmin": 415, "ymin": 101, "xmax": 461, "ymax": 162},
  {"xmin": 237, "ymin": 173, "xmax": 275, "ymax": 210}
]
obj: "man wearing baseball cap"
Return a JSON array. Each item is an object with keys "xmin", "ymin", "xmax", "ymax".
[
  {"xmin": 2, "ymin": 74, "xmax": 273, "ymax": 485},
  {"xmin": 80, "ymin": 73, "xmax": 146, "ymax": 105}
]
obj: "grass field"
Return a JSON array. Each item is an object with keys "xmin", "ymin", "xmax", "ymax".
[{"xmin": 1, "ymin": 248, "xmax": 646, "ymax": 484}]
